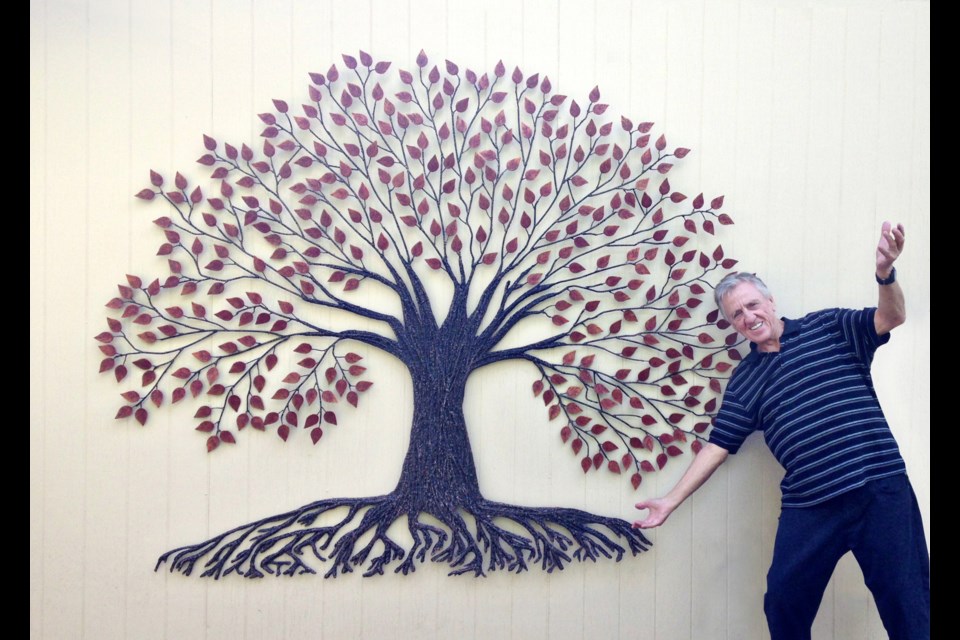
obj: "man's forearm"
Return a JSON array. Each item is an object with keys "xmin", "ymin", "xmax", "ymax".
[
  {"xmin": 874, "ymin": 223, "xmax": 906, "ymax": 335},
  {"xmin": 875, "ymin": 276, "xmax": 906, "ymax": 335},
  {"xmin": 662, "ymin": 442, "xmax": 729, "ymax": 509}
]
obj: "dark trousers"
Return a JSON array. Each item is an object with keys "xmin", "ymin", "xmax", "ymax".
[{"xmin": 764, "ymin": 474, "xmax": 930, "ymax": 640}]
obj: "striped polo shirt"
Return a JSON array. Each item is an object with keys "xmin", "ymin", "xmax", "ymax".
[{"xmin": 708, "ymin": 307, "xmax": 906, "ymax": 508}]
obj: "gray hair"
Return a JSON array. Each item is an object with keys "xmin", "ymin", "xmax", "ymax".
[{"xmin": 714, "ymin": 272, "xmax": 772, "ymax": 321}]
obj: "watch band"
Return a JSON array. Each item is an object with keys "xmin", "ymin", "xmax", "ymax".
[{"xmin": 875, "ymin": 267, "xmax": 897, "ymax": 285}]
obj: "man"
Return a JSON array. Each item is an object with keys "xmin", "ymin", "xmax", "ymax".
[{"xmin": 633, "ymin": 222, "xmax": 929, "ymax": 640}]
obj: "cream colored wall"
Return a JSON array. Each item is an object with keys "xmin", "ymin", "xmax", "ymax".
[{"xmin": 30, "ymin": 0, "xmax": 929, "ymax": 638}]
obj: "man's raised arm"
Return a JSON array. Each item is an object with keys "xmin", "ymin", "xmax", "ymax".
[{"xmin": 875, "ymin": 221, "xmax": 906, "ymax": 336}]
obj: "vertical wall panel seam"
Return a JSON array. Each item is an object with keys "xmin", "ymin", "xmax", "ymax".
[
  {"xmin": 123, "ymin": 3, "xmax": 133, "ymax": 639},
  {"xmin": 830, "ymin": 11, "xmax": 850, "ymax": 635},
  {"xmin": 902, "ymin": 5, "xmax": 919, "ymax": 463},
  {"xmin": 37, "ymin": 1, "xmax": 47, "ymax": 635},
  {"xmin": 692, "ymin": 2, "xmax": 700, "ymax": 628},
  {"xmin": 726, "ymin": 3, "xmax": 742, "ymax": 635},
  {"xmin": 800, "ymin": 6, "xmax": 812, "ymax": 309},
  {"xmin": 164, "ymin": 0, "xmax": 191, "ymax": 632},
  {"xmin": 625, "ymin": 6, "xmax": 635, "ymax": 639},
  {"xmin": 910, "ymin": 1, "xmax": 929, "ymax": 553},
  {"xmin": 695, "ymin": 2, "xmax": 705, "ymax": 637},
  {"xmin": 81, "ymin": 1, "xmax": 91, "ymax": 636},
  {"xmin": 170, "ymin": 2, "xmax": 179, "ymax": 637},
  {"xmin": 832, "ymin": 5, "xmax": 847, "ymax": 412}
]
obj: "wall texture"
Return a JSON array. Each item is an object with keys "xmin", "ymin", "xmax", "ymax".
[{"xmin": 30, "ymin": 0, "xmax": 929, "ymax": 638}]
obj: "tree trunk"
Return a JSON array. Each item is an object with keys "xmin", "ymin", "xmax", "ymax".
[{"xmin": 393, "ymin": 357, "xmax": 482, "ymax": 509}]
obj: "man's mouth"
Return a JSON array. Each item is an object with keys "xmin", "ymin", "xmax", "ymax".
[{"xmin": 750, "ymin": 321, "xmax": 763, "ymax": 331}]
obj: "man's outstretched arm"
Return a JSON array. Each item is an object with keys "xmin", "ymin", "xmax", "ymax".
[
  {"xmin": 875, "ymin": 221, "xmax": 906, "ymax": 335},
  {"xmin": 633, "ymin": 442, "xmax": 729, "ymax": 529}
]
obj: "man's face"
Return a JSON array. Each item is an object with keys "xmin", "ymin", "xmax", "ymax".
[{"xmin": 720, "ymin": 282, "xmax": 780, "ymax": 348}]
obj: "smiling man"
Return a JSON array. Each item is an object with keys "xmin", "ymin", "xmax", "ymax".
[{"xmin": 633, "ymin": 222, "xmax": 929, "ymax": 640}]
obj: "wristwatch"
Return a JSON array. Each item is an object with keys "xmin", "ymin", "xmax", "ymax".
[{"xmin": 875, "ymin": 267, "xmax": 897, "ymax": 285}]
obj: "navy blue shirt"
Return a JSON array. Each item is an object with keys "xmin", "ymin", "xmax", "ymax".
[{"xmin": 708, "ymin": 307, "xmax": 907, "ymax": 507}]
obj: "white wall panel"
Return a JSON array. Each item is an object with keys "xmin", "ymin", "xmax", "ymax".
[
  {"xmin": 31, "ymin": 1, "xmax": 930, "ymax": 638},
  {"xmin": 29, "ymin": 0, "xmax": 47, "ymax": 636},
  {"xmin": 39, "ymin": 2, "xmax": 89, "ymax": 639},
  {"xmin": 84, "ymin": 3, "xmax": 134, "ymax": 639}
]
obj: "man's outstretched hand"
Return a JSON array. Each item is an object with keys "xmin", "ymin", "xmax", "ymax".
[
  {"xmin": 877, "ymin": 221, "xmax": 905, "ymax": 278},
  {"xmin": 633, "ymin": 497, "xmax": 675, "ymax": 529}
]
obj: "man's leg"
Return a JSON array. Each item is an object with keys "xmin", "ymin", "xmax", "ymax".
[
  {"xmin": 764, "ymin": 502, "xmax": 850, "ymax": 640},
  {"xmin": 851, "ymin": 474, "xmax": 930, "ymax": 640}
]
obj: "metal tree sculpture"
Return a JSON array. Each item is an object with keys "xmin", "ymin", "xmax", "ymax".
[{"xmin": 97, "ymin": 50, "xmax": 741, "ymax": 579}]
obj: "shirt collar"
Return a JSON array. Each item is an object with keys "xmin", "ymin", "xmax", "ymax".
[{"xmin": 744, "ymin": 316, "xmax": 796, "ymax": 359}]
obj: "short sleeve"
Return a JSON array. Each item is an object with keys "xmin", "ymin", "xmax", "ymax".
[
  {"xmin": 707, "ymin": 370, "xmax": 757, "ymax": 455},
  {"xmin": 834, "ymin": 307, "xmax": 890, "ymax": 366}
]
